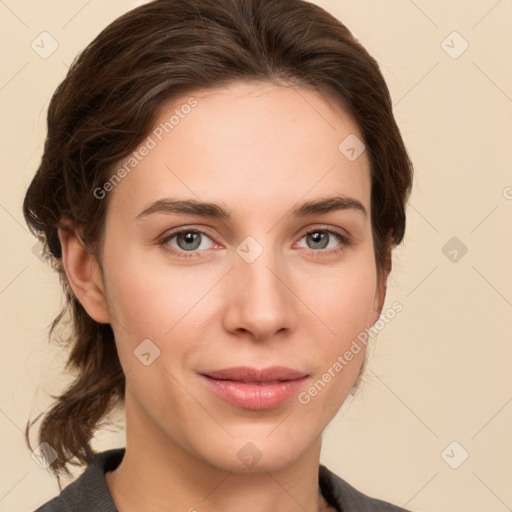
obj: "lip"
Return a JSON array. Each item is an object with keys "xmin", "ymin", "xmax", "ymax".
[{"xmin": 200, "ymin": 366, "xmax": 309, "ymax": 410}]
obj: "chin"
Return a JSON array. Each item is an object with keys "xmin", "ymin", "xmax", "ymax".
[{"xmin": 194, "ymin": 433, "xmax": 317, "ymax": 474}]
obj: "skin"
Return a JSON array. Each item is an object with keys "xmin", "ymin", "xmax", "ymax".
[{"xmin": 58, "ymin": 81, "xmax": 391, "ymax": 512}]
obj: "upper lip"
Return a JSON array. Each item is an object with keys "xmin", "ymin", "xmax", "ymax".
[{"xmin": 202, "ymin": 366, "xmax": 308, "ymax": 382}]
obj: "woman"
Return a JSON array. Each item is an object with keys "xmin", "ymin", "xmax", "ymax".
[{"xmin": 24, "ymin": 0, "xmax": 414, "ymax": 510}]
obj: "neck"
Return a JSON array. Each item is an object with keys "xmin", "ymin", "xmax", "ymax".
[{"xmin": 106, "ymin": 393, "xmax": 333, "ymax": 512}]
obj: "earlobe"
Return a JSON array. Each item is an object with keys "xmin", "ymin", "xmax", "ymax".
[{"xmin": 58, "ymin": 220, "xmax": 110, "ymax": 324}]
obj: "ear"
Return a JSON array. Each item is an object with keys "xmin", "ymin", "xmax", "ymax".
[
  {"xmin": 371, "ymin": 231, "xmax": 393, "ymax": 323},
  {"xmin": 58, "ymin": 219, "xmax": 110, "ymax": 324}
]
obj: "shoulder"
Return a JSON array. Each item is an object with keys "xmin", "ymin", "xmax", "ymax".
[
  {"xmin": 32, "ymin": 448, "xmax": 125, "ymax": 512},
  {"xmin": 319, "ymin": 464, "xmax": 413, "ymax": 512}
]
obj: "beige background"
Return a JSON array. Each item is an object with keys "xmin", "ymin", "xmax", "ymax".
[{"xmin": 1, "ymin": 1, "xmax": 511, "ymax": 511}]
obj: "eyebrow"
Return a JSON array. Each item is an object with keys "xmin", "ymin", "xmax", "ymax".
[{"xmin": 135, "ymin": 195, "xmax": 367, "ymax": 221}]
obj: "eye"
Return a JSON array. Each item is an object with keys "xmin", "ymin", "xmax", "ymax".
[
  {"xmin": 296, "ymin": 227, "xmax": 351, "ymax": 256},
  {"xmin": 159, "ymin": 228, "xmax": 217, "ymax": 259},
  {"xmin": 158, "ymin": 225, "xmax": 351, "ymax": 259}
]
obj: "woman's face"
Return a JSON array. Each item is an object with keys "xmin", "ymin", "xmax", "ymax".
[{"xmin": 97, "ymin": 81, "xmax": 388, "ymax": 472}]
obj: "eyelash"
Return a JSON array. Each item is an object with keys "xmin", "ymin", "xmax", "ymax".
[{"xmin": 157, "ymin": 225, "xmax": 351, "ymax": 260}]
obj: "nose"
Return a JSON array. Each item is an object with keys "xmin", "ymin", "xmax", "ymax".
[{"xmin": 222, "ymin": 241, "xmax": 297, "ymax": 342}]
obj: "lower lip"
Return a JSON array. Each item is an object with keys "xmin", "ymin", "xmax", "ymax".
[{"xmin": 201, "ymin": 375, "xmax": 308, "ymax": 410}]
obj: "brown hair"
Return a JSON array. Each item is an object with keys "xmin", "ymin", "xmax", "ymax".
[{"xmin": 23, "ymin": 0, "xmax": 413, "ymax": 487}]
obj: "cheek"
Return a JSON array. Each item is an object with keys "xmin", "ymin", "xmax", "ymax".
[
  {"xmin": 296, "ymin": 275, "xmax": 374, "ymax": 421},
  {"xmin": 302, "ymin": 251, "xmax": 378, "ymax": 341},
  {"xmin": 296, "ymin": 250, "xmax": 377, "ymax": 400},
  {"xmin": 101, "ymin": 242, "xmax": 200, "ymax": 339},
  {"xmin": 329, "ymin": 272, "xmax": 377, "ymax": 337}
]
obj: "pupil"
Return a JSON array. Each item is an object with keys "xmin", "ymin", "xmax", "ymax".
[
  {"xmin": 310, "ymin": 231, "xmax": 327, "ymax": 249},
  {"xmin": 180, "ymin": 232, "xmax": 200, "ymax": 250}
]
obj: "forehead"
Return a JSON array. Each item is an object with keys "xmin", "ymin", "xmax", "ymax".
[{"xmin": 106, "ymin": 81, "xmax": 371, "ymax": 222}]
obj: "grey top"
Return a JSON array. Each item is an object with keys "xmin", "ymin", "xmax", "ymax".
[{"xmin": 33, "ymin": 448, "xmax": 412, "ymax": 512}]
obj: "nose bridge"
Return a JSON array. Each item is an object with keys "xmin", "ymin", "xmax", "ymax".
[{"xmin": 225, "ymin": 233, "xmax": 296, "ymax": 338}]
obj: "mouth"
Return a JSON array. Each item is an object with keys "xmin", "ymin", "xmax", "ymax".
[{"xmin": 200, "ymin": 366, "xmax": 309, "ymax": 410}]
